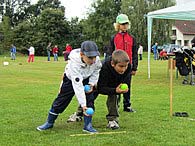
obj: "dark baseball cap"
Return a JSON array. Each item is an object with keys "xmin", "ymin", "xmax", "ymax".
[{"xmin": 81, "ymin": 41, "xmax": 100, "ymax": 57}]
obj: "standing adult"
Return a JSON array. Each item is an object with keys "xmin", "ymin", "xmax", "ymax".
[
  {"xmin": 63, "ymin": 43, "xmax": 72, "ymax": 61},
  {"xmin": 152, "ymin": 42, "xmax": 158, "ymax": 60},
  {"xmin": 46, "ymin": 42, "xmax": 52, "ymax": 61},
  {"xmin": 110, "ymin": 14, "xmax": 138, "ymax": 112},
  {"xmin": 138, "ymin": 44, "xmax": 143, "ymax": 60},
  {"xmin": 28, "ymin": 46, "xmax": 35, "ymax": 63},
  {"xmin": 10, "ymin": 44, "xmax": 16, "ymax": 60},
  {"xmin": 52, "ymin": 45, "xmax": 58, "ymax": 61}
]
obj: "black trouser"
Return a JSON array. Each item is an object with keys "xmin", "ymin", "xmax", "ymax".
[
  {"xmin": 50, "ymin": 74, "xmax": 95, "ymax": 114},
  {"xmin": 123, "ymin": 73, "xmax": 132, "ymax": 108},
  {"xmin": 139, "ymin": 54, "xmax": 142, "ymax": 60}
]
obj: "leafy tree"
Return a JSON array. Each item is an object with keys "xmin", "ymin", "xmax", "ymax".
[
  {"xmin": 35, "ymin": 8, "xmax": 69, "ymax": 55},
  {"xmin": 0, "ymin": 16, "xmax": 14, "ymax": 52},
  {"xmin": 67, "ymin": 17, "xmax": 84, "ymax": 49},
  {"xmin": 121, "ymin": 0, "xmax": 175, "ymax": 49},
  {"xmin": 13, "ymin": 8, "xmax": 69, "ymax": 55},
  {"xmin": 0, "ymin": 0, "xmax": 31, "ymax": 26},
  {"xmin": 13, "ymin": 20, "xmax": 34, "ymax": 54},
  {"xmin": 81, "ymin": 0, "xmax": 121, "ymax": 53}
]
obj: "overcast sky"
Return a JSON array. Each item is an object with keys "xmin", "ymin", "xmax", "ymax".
[{"xmin": 30, "ymin": 0, "xmax": 94, "ymax": 20}]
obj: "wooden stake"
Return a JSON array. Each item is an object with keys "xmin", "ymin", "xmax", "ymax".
[{"xmin": 170, "ymin": 58, "xmax": 173, "ymax": 117}]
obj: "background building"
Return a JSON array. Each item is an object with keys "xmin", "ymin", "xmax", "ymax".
[{"xmin": 171, "ymin": 20, "xmax": 195, "ymax": 47}]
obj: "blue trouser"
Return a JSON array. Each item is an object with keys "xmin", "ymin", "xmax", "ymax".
[
  {"xmin": 50, "ymin": 74, "xmax": 95, "ymax": 115},
  {"xmin": 53, "ymin": 53, "xmax": 58, "ymax": 61},
  {"xmin": 11, "ymin": 52, "xmax": 16, "ymax": 60},
  {"xmin": 154, "ymin": 52, "xmax": 158, "ymax": 60},
  {"xmin": 47, "ymin": 51, "xmax": 50, "ymax": 61}
]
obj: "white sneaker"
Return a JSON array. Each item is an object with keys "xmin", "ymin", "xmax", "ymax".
[
  {"xmin": 107, "ymin": 121, "xmax": 119, "ymax": 130},
  {"xmin": 67, "ymin": 112, "xmax": 82, "ymax": 122}
]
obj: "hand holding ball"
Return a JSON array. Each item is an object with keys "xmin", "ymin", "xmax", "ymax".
[
  {"xmin": 86, "ymin": 108, "xmax": 94, "ymax": 115},
  {"xmin": 84, "ymin": 85, "xmax": 91, "ymax": 92},
  {"xmin": 120, "ymin": 83, "xmax": 128, "ymax": 90}
]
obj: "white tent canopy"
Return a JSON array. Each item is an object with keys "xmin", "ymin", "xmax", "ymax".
[{"xmin": 147, "ymin": 0, "xmax": 195, "ymax": 78}]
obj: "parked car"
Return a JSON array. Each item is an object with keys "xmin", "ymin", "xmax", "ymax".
[{"xmin": 162, "ymin": 44, "xmax": 181, "ymax": 53}]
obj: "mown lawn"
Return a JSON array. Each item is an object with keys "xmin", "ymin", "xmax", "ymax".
[{"xmin": 0, "ymin": 53, "xmax": 195, "ymax": 146}]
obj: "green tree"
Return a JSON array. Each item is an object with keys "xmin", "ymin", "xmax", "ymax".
[
  {"xmin": 0, "ymin": 16, "xmax": 14, "ymax": 53},
  {"xmin": 121, "ymin": 0, "xmax": 175, "ymax": 49},
  {"xmin": 13, "ymin": 8, "xmax": 69, "ymax": 55},
  {"xmin": 13, "ymin": 20, "xmax": 33, "ymax": 54},
  {"xmin": 67, "ymin": 17, "xmax": 84, "ymax": 48},
  {"xmin": 81, "ymin": 0, "xmax": 121, "ymax": 52},
  {"xmin": 34, "ymin": 8, "xmax": 69, "ymax": 55}
]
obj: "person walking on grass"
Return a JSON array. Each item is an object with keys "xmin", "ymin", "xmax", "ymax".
[
  {"xmin": 10, "ymin": 44, "xmax": 16, "ymax": 60},
  {"xmin": 28, "ymin": 46, "xmax": 35, "ymax": 63},
  {"xmin": 37, "ymin": 41, "xmax": 102, "ymax": 133},
  {"xmin": 46, "ymin": 42, "xmax": 52, "ymax": 61},
  {"xmin": 138, "ymin": 44, "xmax": 143, "ymax": 60},
  {"xmin": 152, "ymin": 42, "xmax": 158, "ymax": 60},
  {"xmin": 63, "ymin": 43, "xmax": 72, "ymax": 61},
  {"xmin": 52, "ymin": 45, "xmax": 58, "ymax": 61}
]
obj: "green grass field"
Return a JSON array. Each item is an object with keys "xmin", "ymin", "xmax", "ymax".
[{"xmin": 1, "ymin": 54, "xmax": 195, "ymax": 146}]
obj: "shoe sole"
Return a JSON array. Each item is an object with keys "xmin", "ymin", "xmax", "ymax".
[
  {"xmin": 36, "ymin": 126, "xmax": 53, "ymax": 131},
  {"xmin": 36, "ymin": 127, "xmax": 43, "ymax": 131},
  {"xmin": 82, "ymin": 129, "xmax": 98, "ymax": 134},
  {"xmin": 123, "ymin": 110, "xmax": 136, "ymax": 113},
  {"xmin": 107, "ymin": 126, "xmax": 119, "ymax": 130},
  {"xmin": 111, "ymin": 127, "xmax": 119, "ymax": 130}
]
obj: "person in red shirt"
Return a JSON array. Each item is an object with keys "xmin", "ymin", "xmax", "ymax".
[
  {"xmin": 63, "ymin": 43, "xmax": 72, "ymax": 61},
  {"xmin": 159, "ymin": 49, "xmax": 168, "ymax": 60},
  {"xmin": 110, "ymin": 14, "xmax": 138, "ymax": 112},
  {"xmin": 52, "ymin": 45, "xmax": 58, "ymax": 61}
]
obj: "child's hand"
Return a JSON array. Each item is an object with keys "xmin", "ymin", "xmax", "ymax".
[
  {"xmin": 82, "ymin": 106, "xmax": 91, "ymax": 116},
  {"xmin": 85, "ymin": 84, "xmax": 93, "ymax": 94},
  {"xmin": 116, "ymin": 84, "xmax": 128, "ymax": 94},
  {"xmin": 131, "ymin": 71, "xmax": 136, "ymax": 75}
]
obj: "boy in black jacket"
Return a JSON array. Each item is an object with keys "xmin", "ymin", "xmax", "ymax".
[{"xmin": 97, "ymin": 50, "xmax": 131, "ymax": 129}]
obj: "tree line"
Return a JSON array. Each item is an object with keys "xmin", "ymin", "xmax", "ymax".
[{"xmin": 0, "ymin": 0, "xmax": 175, "ymax": 55}]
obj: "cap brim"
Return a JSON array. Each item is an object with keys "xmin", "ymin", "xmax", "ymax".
[
  {"xmin": 84, "ymin": 51, "xmax": 100, "ymax": 57},
  {"xmin": 119, "ymin": 20, "xmax": 130, "ymax": 24}
]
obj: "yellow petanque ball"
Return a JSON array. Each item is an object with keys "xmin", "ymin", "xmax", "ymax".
[{"xmin": 120, "ymin": 83, "xmax": 128, "ymax": 90}]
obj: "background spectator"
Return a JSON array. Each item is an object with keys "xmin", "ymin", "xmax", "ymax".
[
  {"xmin": 63, "ymin": 43, "xmax": 72, "ymax": 61},
  {"xmin": 52, "ymin": 45, "xmax": 58, "ymax": 61},
  {"xmin": 10, "ymin": 44, "xmax": 16, "ymax": 60},
  {"xmin": 138, "ymin": 44, "xmax": 143, "ymax": 60}
]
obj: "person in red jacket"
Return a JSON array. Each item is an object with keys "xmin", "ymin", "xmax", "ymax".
[
  {"xmin": 52, "ymin": 45, "xmax": 58, "ymax": 61},
  {"xmin": 110, "ymin": 14, "xmax": 138, "ymax": 112},
  {"xmin": 63, "ymin": 43, "xmax": 72, "ymax": 61}
]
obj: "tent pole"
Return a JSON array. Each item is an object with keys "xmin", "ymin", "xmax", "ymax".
[{"xmin": 147, "ymin": 16, "xmax": 153, "ymax": 79}]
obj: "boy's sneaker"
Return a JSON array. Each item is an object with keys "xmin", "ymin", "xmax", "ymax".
[
  {"xmin": 67, "ymin": 112, "xmax": 82, "ymax": 122},
  {"xmin": 124, "ymin": 107, "xmax": 136, "ymax": 113},
  {"xmin": 182, "ymin": 80, "xmax": 188, "ymax": 85},
  {"xmin": 190, "ymin": 81, "xmax": 195, "ymax": 85},
  {"xmin": 83, "ymin": 124, "xmax": 98, "ymax": 133},
  {"xmin": 107, "ymin": 121, "xmax": 119, "ymax": 130},
  {"xmin": 36, "ymin": 122, "xmax": 53, "ymax": 131}
]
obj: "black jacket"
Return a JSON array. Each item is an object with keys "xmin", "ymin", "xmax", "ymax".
[{"xmin": 97, "ymin": 60, "xmax": 131, "ymax": 95}]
